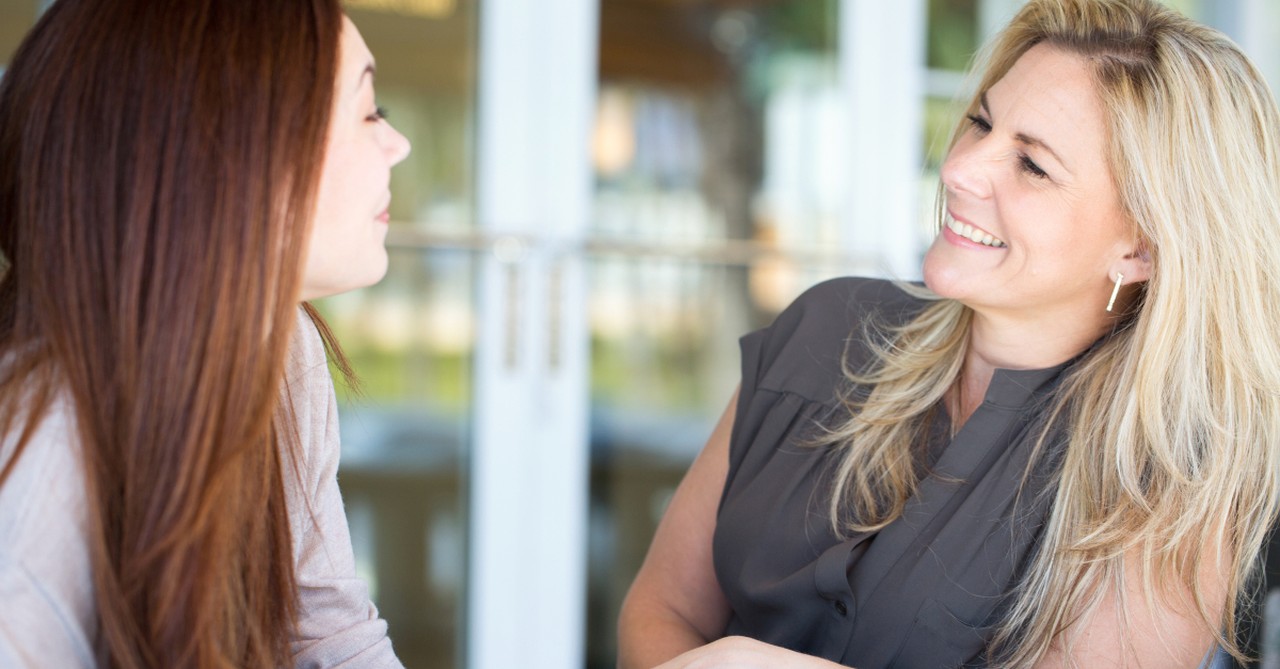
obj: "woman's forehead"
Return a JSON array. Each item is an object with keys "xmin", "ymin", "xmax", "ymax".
[{"xmin": 338, "ymin": 16, "xmax": 375, "ymax": 92}]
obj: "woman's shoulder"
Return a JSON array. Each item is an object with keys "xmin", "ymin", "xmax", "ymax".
[
  {"xmin": 286, "ymin": 307, "xmax": 331, "ymax": 384},
  {"xmin": 0, "ymin": 393, "xmax": 87, "ymax": 544},
  {"xmin": 277, "ymin": 306, "xmax": 342, "ymax": 502},
  {"xmin": 0, "ymin": 393, "xmax": 97, "ymax": 665},
  {"xmin": 775, "ymin": 277, "xmax": 927, "ymax": 333},
  {"xmin": 741, "ymin": 277, "xmax": 929, "ymax": 406}
]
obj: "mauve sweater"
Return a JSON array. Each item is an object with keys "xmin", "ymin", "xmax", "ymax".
[{"xmin": 0, "ymin": 309, "xmax": 403, "ymax": 668}]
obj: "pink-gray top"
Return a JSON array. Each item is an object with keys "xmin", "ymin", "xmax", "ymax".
[{"xmin": 0, "ymin": 309, "xmax": 403, "ymax": 667}]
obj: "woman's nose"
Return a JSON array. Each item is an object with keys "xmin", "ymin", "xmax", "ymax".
[
  {"xmin": 939, "ymin": 136, "xmax": 993, "ymax": 200},
  {"xmin": 383, "ymin": 124, "xmax": 411, "ymax": 166}
]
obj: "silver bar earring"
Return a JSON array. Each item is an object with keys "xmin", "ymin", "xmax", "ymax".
[{"xmin": 1106, "ymin": 272, "xmax": 1125, "ymax": 312}]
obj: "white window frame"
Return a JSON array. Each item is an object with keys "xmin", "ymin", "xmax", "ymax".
[{"xmin": 468, "ymin": 1, "xmax": 597, "ymax": 668}]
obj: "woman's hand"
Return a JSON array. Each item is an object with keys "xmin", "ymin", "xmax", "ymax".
[{"xmin": 653, "ymin": 637, "xmax": 850, "ymax": 669}]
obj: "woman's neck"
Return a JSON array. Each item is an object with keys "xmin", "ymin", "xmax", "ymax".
[{"xmin": 947, "ymin": 306, "xmax": 1113, "ymax": 431}]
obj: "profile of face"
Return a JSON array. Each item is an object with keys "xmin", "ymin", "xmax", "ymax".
[
  {"xmin": 922, "ymin": 43, "xmax": 1149, "ymax": 323},
  {"xmin": 302, "ymin": 16, "xmax": 412, "ymax": 301}
]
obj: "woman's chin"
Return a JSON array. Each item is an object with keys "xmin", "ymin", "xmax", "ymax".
[{"xmin": 920, "ymin": 248, "xmax": 958, "ymax": 299}]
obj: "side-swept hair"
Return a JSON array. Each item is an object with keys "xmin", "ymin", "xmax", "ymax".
[
  {"xmin": 0, "ymin": 0, "xmax": 342, "ymax": 665},
  {"xmin": 823, "ymin": 0, "xmax": 1280, "ymax": 664}
]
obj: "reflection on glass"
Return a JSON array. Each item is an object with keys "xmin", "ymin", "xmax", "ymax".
[
  {"xmin": 588, "ymin": 0, "xmax": 842, "ymax": 665},
  {"xmin": 318, "ymin": 247, "xmax": 474, "ymax": 669}
]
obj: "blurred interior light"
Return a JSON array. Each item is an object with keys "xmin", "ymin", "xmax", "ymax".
[
  {"xmin": 747, "ymin": 221, "xmax": 798, "ymax": 314},
  {"xmin": 711, "ymin": 10, "xmax": 755, "ymax": 55},
  {"xmin": 592, "ymin": 89, "xmax": 636, "ymax": 177}
]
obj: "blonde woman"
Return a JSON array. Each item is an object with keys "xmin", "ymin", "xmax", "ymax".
[{"xmin": 618, "ymin": 0, "xmax": 1280, "ymax": 667}]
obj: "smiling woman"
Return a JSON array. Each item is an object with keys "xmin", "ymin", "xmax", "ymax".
[
  {"xmin": 923, "ymin": 42, "xmax": 1149, "ymax": 371},
  {"xmin": 618, "ymin": 0, "xmax": 1280, "ymax": 667},
  {"xmin": 0, "ymin": 1, "xmax": 409, "ymax": 668}
]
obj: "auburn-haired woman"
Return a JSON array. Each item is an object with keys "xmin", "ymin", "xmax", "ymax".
[
  {"xmin": 620, "ymin": 0, "xmax": 1280, "ymax": 666},
  {"xmin": 0, "ymin": 0, "xmax": 410, "ymax": 667}
]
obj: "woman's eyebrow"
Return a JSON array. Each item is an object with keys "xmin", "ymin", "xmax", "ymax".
[{"xmin": 350, "ymin": 62, "xmax": 376, "ymax": 96}]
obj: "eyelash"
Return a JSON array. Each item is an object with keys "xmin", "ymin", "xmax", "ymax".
[
  {"xmin": 1019, "ymin": 154, "xmax": 1048, "ymax": 179},
  {"xmin": 965, "ymin": 113, "xmax": 1049, "ymax": 180},
  {"xmin": 966, "ymin": 113, "xmax": 991, "ymax": 134},
  {"xmin": 368, "ymin": 106, "xmax": 389, "ymax": 122}
]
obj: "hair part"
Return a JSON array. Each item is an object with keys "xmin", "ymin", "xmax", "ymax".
[
  {"xmin": 0, "ymin": 0, "xmax": 344, "ymax": 665},
  {"xmin": 823, "ymin": 0, "xmax": 1280, "ymax": 665}
]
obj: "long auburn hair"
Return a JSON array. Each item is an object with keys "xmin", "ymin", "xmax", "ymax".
[
  {"xmin": 824, "ymin": 0, "xmax": 1280, "ymax": 665},
  {"xmin": 0, "ymin": 0, "xmax": 343, "ymax": 666}
]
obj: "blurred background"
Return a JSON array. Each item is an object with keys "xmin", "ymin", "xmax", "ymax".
[{"xmin": 3, "ymin": 0, "xmax": 1277, "ymax": 667}]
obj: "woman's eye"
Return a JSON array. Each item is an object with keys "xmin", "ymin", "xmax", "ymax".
[
  {"xmin": 1019, "ymin": 154, "xmax": 1049, "ymax": 179},
  {"xmin": 966, "ymin": 114, "xmax": 992, "ymax": 134},
  {"xmin": 367, "ymin": 106, "xmax": 388, "ymax": 123}
]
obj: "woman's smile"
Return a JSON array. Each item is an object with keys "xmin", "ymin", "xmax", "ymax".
[{"xmin": 944, "ymin": 209, "xmax": 1007, "ymax": 247}]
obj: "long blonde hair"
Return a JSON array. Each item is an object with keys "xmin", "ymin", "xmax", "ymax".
[{"xmin": 825, "ymin": 0, "xmax": 1280, "ymax": 664}]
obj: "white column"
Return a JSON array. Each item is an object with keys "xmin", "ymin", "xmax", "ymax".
[
  {"xmin": 840, "ymin": 0, "xmax": 928, "ymax": 279},
  {"xmin": 469, "ymin": 0, "xmax": 597, "ymax": 667}
]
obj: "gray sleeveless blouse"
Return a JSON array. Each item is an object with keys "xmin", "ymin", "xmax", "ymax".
[{"xmin": 713, "ymin": 277, "xmax": 1071, "ymax": 668}]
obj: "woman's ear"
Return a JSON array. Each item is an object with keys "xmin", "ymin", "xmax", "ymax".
[{"xmin": 1114, "ymin": 244, "xmax": 1153, "ymax": 285}]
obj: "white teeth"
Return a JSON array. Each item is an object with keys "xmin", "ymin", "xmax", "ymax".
[{"xmin": 945, "ymin": 212, "xmax": 1007, "ymax": 248}]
